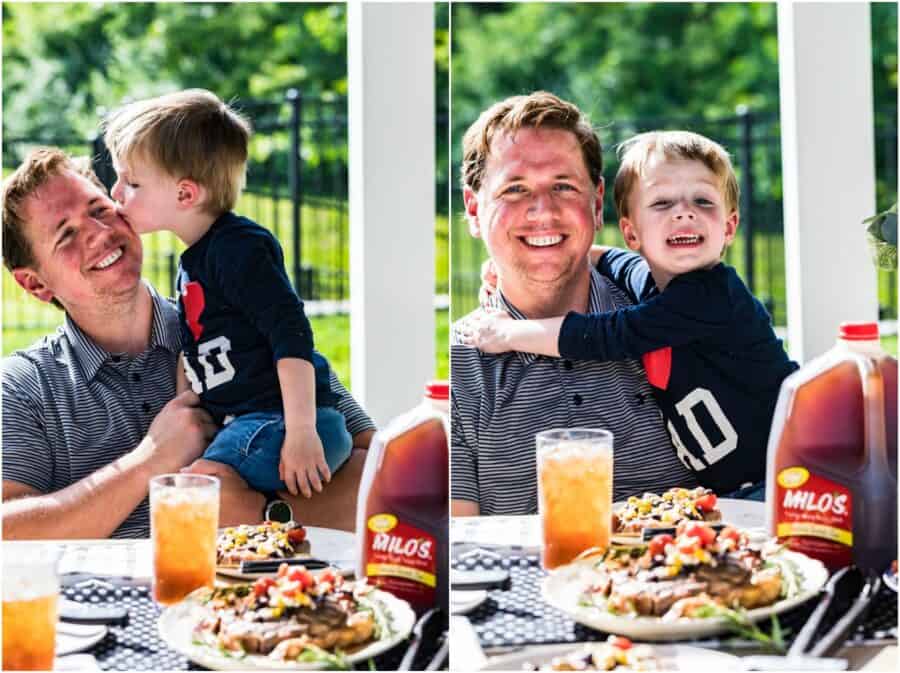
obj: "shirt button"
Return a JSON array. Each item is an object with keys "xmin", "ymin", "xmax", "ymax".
[
  {"xmin": 564, "ymin": 360, "xmax": 574, "ymax": 370},
  {"xmin": 131, "ymin": 373, "xmax": 141, "ymax": 382},
  {"xmin": 141, "ymin": 402, "xmax": 151, "ymax": 413},
  {"xmin": 573, "ymin": 394, "xmax": 583, "ymax": 406}
]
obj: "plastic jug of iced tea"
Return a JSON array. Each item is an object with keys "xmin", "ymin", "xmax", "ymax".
[
  {"xmin": 356, "ymin": 381, "xmax": 449, "ymax": 615},
  {"xmin": 766, "ymin": 323, "xmax": 897, "ymax": 571}
]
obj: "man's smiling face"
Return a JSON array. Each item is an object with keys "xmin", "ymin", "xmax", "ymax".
[
  {"xmin": 13, "ymin": 169, "xmax": 143, "ymax": 312},
  {"xmin": 464, "ymin": 127, "xmax": 603, "ymax": 292}
]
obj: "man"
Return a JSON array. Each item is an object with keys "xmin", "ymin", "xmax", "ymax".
[
  {"xmin": 451, "ymin": 92, "xmax": 697, "ymax": 516},
  {"xmin": 2, "ymin": 148, "xmax": 374, "ymax": 539}
]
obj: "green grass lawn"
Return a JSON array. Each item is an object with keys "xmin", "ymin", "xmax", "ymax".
[{"xmin": 2, "ymin": 308, "xmax": 450, "ymax": 386}]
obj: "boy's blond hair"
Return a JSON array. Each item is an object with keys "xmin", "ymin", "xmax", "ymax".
[
  {"xmin": 104, "ymin": 89, "xmax": 251, "ymax": 216},
  {"xmin": 613, "ymin": 130, "xmax": 739, "ymax": 218},
  {"xmin": 462, "ymin": 91, "xmax": 603, "ymax": 193}
]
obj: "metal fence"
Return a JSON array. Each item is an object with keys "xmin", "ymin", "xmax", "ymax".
[
  {"xmin": 451, "ymin": 107, "xmax": 899, "ymax": 325},
  {"xmin": 3, "ymin": 91, "xmax": 451, "ymax": 338}
]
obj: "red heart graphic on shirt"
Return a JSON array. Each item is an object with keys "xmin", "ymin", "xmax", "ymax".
[
  {"xmin": 182, "ymin": 281, "xmax": 206, "ymax": 341},
  {"xmin": 642, "ymin": 347, "xmax": 672, "ymax": 390}
]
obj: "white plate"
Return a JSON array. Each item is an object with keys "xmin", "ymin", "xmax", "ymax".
[
  {"xmin": 611, "ymin": 498, "xmax": 767, "ymax": 544},
  {"xmin": 480, "ymin": 642, "xmax": 744, "ymax": 671},
  {"xmin": 450, "ymin": 590, "xmax": 488, "ymax": 615},
  {"xmin": 216, "ymin": 526, "xmax": 356, "ymax": 580},
  {"xmin": 542, "ymin": 549, "xmax": 828, "ymax": 641},
  {"xmin": 56, "ymin": 622, "xmax": 108, "ymax": 656},
  {"xmin": 158, "ymin": 586, "xmax": 415, "ymax": 670}
]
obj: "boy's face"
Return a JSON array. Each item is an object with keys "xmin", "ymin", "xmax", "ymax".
[
  {"xmin": 110, "ymin": 154, "xmax": 180, "ymax": 234},
  {"xmin": 620, "ymin": 156, "xmax": 738, "ymax": 288}
]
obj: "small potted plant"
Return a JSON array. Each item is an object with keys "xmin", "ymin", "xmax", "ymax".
[{"xmin": 865, "ymin": 203, "xmax": 897, "ymax": 270}]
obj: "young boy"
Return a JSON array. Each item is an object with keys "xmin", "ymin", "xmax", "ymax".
[
  {"xmin": 463, "ymin": 130, "xmax": 798, "ymax": 498},
  {"xmin": 104, "ymin": 89, "xmax": 352, "ymax": 499}
]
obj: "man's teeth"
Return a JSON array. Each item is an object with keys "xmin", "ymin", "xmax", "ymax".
[
  {"xmin": 94, "ymin": 248, "xmax": 123, "ymax": 269},
  {"xmin": 667, "ymin": 234, "xmax": 702, "ymax": 245},
  {"xmin": 524, "ymin": 235, "xmax": 563, "ymax": 247}
]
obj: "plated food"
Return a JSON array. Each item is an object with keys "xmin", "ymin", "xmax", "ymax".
[
  {"xmin": 158, "ymin": 563, "xmax": 416, "ymax": 670},
  {"xmin": 216, "ymin": 521, "xmax": 309, "ymax": 567},
  {"xmin": 523, "ymin": 636, "xmax": 657, "ymax": 671},
  {"xmin": 612, "ymin": 488, "xmax": 721, "ymax": 539},
  {"xmin": 543, "ymin": 522, "xmax": 828, "ymax": 640}
]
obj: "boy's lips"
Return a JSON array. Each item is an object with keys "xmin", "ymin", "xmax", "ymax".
[{"xmin": 666, "ymin": 233, "xmax": 704, "ymax": 247}]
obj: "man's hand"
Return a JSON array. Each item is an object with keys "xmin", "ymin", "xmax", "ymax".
[
  {"xmin": 279, "ymin": 429, "xmax": 330, "ymax": 498},
  {"xmin": 182, "ymin": 459, "xmax": 265, "ymax": 526},
  {"xmin": 478, "ymin": 258, "xmax": 499, "ymax": 307},
  {"xmin": 457, "ymin": 309, "xmax": 516, "ymax": 354},
  {"xmin": 140, "ymin": 391, "xmax": 217, "ymax": 474}
]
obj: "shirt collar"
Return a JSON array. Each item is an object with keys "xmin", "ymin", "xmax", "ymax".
[
  {"xmin": 493, "ymin": 267, "xmax": 618, "ymax": 367},
  {"xmin": 63, "ymin": 281, "xmax": 179, "ymax": 381}
]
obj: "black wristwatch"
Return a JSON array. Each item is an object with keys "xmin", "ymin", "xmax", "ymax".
[{"xmin": 262, "ymin": 491, "xmax": 293, "ymax": 523}]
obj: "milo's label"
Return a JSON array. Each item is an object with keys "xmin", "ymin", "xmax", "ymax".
[{"xmin": 363, "ymin": 513, "xmax": 437, "ymax": 607}]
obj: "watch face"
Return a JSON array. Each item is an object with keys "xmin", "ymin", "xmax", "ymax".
[{"xmin": 265, "ymin": 500, "xmax": 293, "ymax": 523}]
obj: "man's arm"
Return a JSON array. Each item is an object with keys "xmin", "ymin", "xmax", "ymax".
[
  {"xmin": 452, "ymin": 499, "xmax": 480, "ymax": 516},
  {"xmin": 2, "ymin": 391, "xmax": 217, "ymax": 540}
]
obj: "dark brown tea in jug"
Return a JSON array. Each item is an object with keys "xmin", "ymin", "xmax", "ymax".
[{"xmin": 766, "ymin": 323, "xmax": 897, "ymax": 571}]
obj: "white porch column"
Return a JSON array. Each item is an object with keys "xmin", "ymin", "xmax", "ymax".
[
  {"xmin": 348, "ymin": 2, "xmax": 435, "ymax": 426},
  {"xmin": 777, "ymin": 2, "xmax": 878, "ymax": 363}
]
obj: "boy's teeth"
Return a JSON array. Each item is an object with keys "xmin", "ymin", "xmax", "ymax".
[
  {"xmin": 524, "ymin": 235, "xmax": 563, "ymax": 247},
  {"xmin": 667, "ymin": 234, "xmax": 701, "ymax": 245},
  {"xmin": 94, "ymin": 248, "xmax": 123, "ymax": 269}
]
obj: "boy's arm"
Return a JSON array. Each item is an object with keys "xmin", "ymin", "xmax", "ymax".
[
  {"xmin": 588, "ymin": 244, "xmax": 612, "ymax": 268},
  {"xmin": 462, "ymin": 311, "xmax": 565, "ymax": 357},
  {"xmin": 176, "ymin": 353, "xmax": 190, "ymax": 394},
  {"xmin": 558, "ymin": 274, "xmax": 732, "ymax": 361},
  {"xmin": 277, "ymin": 357, "xmax": 329, "ymax": 498}
]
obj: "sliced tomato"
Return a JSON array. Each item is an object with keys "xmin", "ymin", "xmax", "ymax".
[
  {"xmin": 718, "ymin": 526, "xmax": 742, "ymax": 545},
  {"xmin": 678, "ymin": 539, "xmax": 698, "ymax": 555},
  {"xmin": 287, "ymin": 527, "xmax": 307, "ymax": 544},
  {"xmin": 253, "ymin": 577, "xmax": 276, "ymax": 596},
  {"xmin": 318, "ymin": 569, "xmax": 337, "ymax": 584},
  {"xmin": 648, "ymin": 534, "xmax": 674, "ymax": 557},
  {"xmin": 694, "ymin": 493, "xmax": 718, "ymax": 513},
  {"xmin": 609, "ymin": 636, "xmax": 633, "ymax": 650},
  {"xmin": 682, "ymin": 523, "xmax": 716, "ymax": 547},
  {"xmin": 288, "ymin": 568, "xmax": 314, "ymax": 589}
]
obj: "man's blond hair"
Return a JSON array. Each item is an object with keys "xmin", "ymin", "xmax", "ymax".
[
  {"xmin": 104, "ymin": 89, "xmax": 251, "ymax": 215},
  {"xmin": 614, "ymin": 130, "xmax": 740, "ymax": 218},
  {"xmin": 461, "ymin": 91, "xmax": 603, "ymax": 193}
]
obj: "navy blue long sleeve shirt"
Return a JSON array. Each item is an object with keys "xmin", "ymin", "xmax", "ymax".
[
  {"xmin": 558, "ymin": 249, "xmax": 798, "ymax": 491},
  {"xmin": 176, "ymin": 212, "xmax": 335, "ymax": 424}
]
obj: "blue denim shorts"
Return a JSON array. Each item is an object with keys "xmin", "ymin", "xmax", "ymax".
[
  {"xmin": 722, "ymin": 480, "xmax": 767, "ymax": 502},
  {"xmin": 202, "ymin": 407, "xmax": 353, "ymax": 493}
]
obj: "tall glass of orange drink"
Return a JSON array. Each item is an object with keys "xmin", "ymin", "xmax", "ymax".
[
  {"xmin": 150, "ymin": 474, "xmax": 220, "ymax": 605},
  {"xmin": 537, "ymin": 428, "xmax": 613, "ymax": 570},
  {"xmin": 2, "ymin": 544, "xmax": 61, "ymax": 670}
]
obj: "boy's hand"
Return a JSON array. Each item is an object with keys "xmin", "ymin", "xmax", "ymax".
[
  {"xmin": 478, "ymin": 258, "xmax": 499, "ymax": 307},
  {"xmin": 458, "ymin": 309, "xmax": 515, "ymax": 354},
  {"xmin": 279, "ymin": 429, "xmax": 331, "ymax": 498}
]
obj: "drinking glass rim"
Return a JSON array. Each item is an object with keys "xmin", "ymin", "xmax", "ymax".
[
  {"xmin": 535, "ymin": 427, "xmax": 613, "ymax": 442},
  {"xmin": 149, "ymin": 473, "xmax": 220, "ymax": 489}
]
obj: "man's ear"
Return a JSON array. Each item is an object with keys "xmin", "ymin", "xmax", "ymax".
[
  {"xmin": 12, "ymin": 267, "xmax": 55, "ymax": 304},
  {"xmin": 175, "ymin": 179, "xmax": 206, "ymax": 210},
  {"xmin": 463, "ymin": 186, "xmax": 482, "ymax": 238},
  {"xmin": 619, "ymin": 217, "xmax": 641, "ymax": 251},
  {"xmin": 593, "ymin": 178, "xmax": 605, "ymax": 230}
]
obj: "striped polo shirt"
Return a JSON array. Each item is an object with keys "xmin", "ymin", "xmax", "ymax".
[
  {"xmin": 451, "ymin": 268, "xmax": 698, "ymax": 515},
  {"xmin": 2, "ymin": 281, "xmax": 376, "ymax": 539}
]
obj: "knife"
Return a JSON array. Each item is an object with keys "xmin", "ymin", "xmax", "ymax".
[
  {"xmin": 238, "ymin": 557, "xmax": 346, "ymax": 574},
  {"xmin": 59, "ymin": 599, "xmax": 128, "ymax": 626},
  {"xmin": 450, "ymin": 568, "xmax": 511, "ymax": 591}
]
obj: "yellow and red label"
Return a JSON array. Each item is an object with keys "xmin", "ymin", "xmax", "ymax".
[
  {"xmin": 774, "ymin": 466, "xmax": 853, "ymax": 568},
  {"xmin": 363, "ymin": 513, "xmax": 437, "ymax": 609}
]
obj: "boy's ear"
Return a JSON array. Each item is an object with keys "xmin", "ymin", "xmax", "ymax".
[
  {"xmin": 463, "ymin": 186, "xmax": 482, "ymax": 238},
  {"xmin": 619, "ymin": 217, "xmax": 641, "ymax": 251},
  {"xmin": 724, "ymin": 210, "xmax": 739, "ymax": 244},
  {"xmin": 12, "ymin": 267, "xmax": 55, "ymax": 305},
  {"xmin": 175, "ymin": 179, "xmax": 206, "ymax": 210}
]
